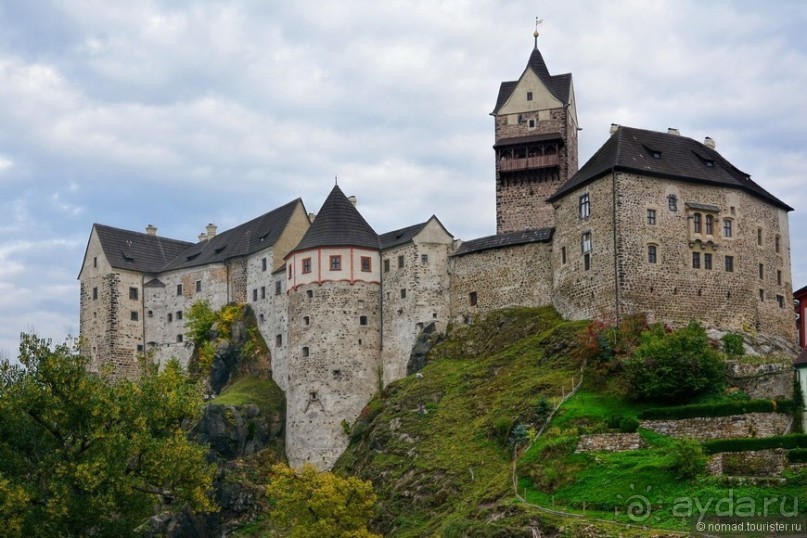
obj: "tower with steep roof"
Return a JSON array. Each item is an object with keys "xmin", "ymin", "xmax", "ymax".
[
  {"xmin": 283, "ymin": 185, "xmax": 382, "ymax": 468},
  {"xmin": 492, "ymin": 26, "xmax": 578, "ymax": 233}
]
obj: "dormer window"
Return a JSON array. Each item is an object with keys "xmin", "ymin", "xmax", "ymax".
[
  {"xmin": 705, "ymin": 160, "xmax": 715, "ymax": 167},
  {"xmin": 652, "ymin": 151, "xmax": 661, "ymax": 159}
]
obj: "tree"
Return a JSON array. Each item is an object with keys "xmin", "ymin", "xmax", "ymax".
[
  {"xmin": 0, "ymin": 333, "xmax": 217, "ymax": 537},
  {"xmin": 265, "ymin": 463, "xmax": 380, "ymax": 538},
  {"xmin": 622, "ymin": 321, "xmax": 725, "ymax": 403}
]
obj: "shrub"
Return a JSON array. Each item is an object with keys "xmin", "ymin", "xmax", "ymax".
[
  {"xmin": 606, "ymin": 415, "xmax": 639, "ymax": 433},
  {"xmin": 535, "ymin": 397, "xmax": 553, "ymax": 424},
  {"xmin": 623, "ymin": 320, "xmax": 725, "ymax": 403},
  {"xmin": 638, "ymin": 399, "xmax": 795, "ymax": 420},
  {"xmin": 669, "ymin": 438, "xmax": 706, "ymax": 480},
  {"xmin": 721, "ymin": 333, "xmax": 745, "ymax": 357},
  {"xmin": 788, "ymin": 448, "xmax": 807, "ymax": 464},
  {"xmin": 509, "ymin": 423, "xmax": 528, "ymax": 450},
  {"xmin": 703, "ymin": 434, "xmax": 807, "ymax": 454}
]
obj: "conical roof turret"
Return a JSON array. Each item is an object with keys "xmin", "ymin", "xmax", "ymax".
[{"xmin": 291, "ymin": 185, "xmax": 379, "ymax": 252}]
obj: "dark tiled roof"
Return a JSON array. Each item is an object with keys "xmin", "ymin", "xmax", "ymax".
[
  {"xmin": 380, "ymin": 222, "xmax": 428, "ymax": 250},
  {"xmin": 794, "ymin": 285, "xmax": 807, "ymax": 300},
  {"xmin": 162, "ymin": 198, "xmax": 304, "ymax": 271},
  {"xmin": 93, "ymin": 224, "xmax": 193, "ymax": 274},
  {"xmin": 547, "ymin": 126, "xmax": 793, "ymax": 211},
  {"xmin": 795, "ymin": 347, "xmax": 807, "ymax": 367},
  {"xmin": 492, "ymin": 47, "xmax": 572, "ymax": 114},
  {"xmin": 379, "ymin": 216, "xmax": 453, "ymax": 251},
  {"xmin": 452, "ymin": 228, "xmax": 554, "ymax": 257},
  {"xmin": 291, "ymin": 185, "xmax": 379, "ymax": 253}
]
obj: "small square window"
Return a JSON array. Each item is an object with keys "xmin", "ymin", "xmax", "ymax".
[
  {"xmin": 148, "ymin": 310, "xmax": 153, "ymax": 318},
  {"xmin": 176, "ymin": 284, "xmax": 183, "ymax": 296},
  {"xmin": 276, "ymin": 334, "xmax": 282, "ymax": 346},
  {"xmin": 528, "ymin": 119, "xmax": 535, "ymax": 128},
  {"xmin": 130, "ymin": 311, "xmax": 138, "ymax": 321},
  {"xmin": 93, "ymin": 287, "xmax": 98, "ymax": 300},
  {"xmin": 129, "ymin": 287, "xmax": 139, "ymax": 300},
  {"xmin": 398, "ymin": 255, "xmax": 404, "ymax": 268},
  {"xmin": 303, "ymin": 316, "xmax": 310, "ymax": 325},
  {"xmin": 302, "ymin": 346, "xmax": 310, "ymax": 358},
  {"xmin": 421, "ymin": 254, "xmax": 429, "ymax": 264},
  {"xmin": 725, "ymin": 255, "xmax": 734, "ymax": 272},
  {"xmin": 137, "ymin": 344, "xmax": 144, "ymax": 352},
  {"xmin": 704, "ymin": 253, "xmax": 713, "ymax": 270},
  {"xmin": 692, "ymin": 252, "xmax": 701, "ymax": 269},
  {"xmin": 359, "ymin": 315, "xmax": 368, "ymax": 326},
  {"xmin": 302, "ymin": 258, "xmax": 312, "ymax": 274},
  {"xmin": 261, "ymin": 286, "xmax": 266, "ymax": 299},
  {"xmin": 526, "ymin": 91, "xmax": 533, "ymax": 101},
  {"xmin": 400, "ymin": 289, "xmax": 407, "ymax": 299},
  {"xmin": 168, "ymin": 313, "xmax": 173, "ymax": 322},
  {"xmin": 259, "ymin": 313, "xmax": 265, "ymax": 323},
  {"xmin": 177, "ymin": 334, "xmax": 183, "ymax": 343},
  {"xmin": 384, "ymin": 259, "xmax": 390, "ymax": 272},
  {"xmin": 275, "ymin": 280, "xmax": 282, "ymax": 295},
  {"xmin": 667, "ymin": 195, "xmax": 678, "ymax": 211},
  {"xmin": 253, "ymin": 289, "xmax": 258, "ymax": 302},
  {"xmin": 360, "ymin": 256, "xmax": 371, "ymax": 272},
  {"xmin": 647, "ymin": 209, "xmax": 656, "ymax": 225},
  {"xmin": 196, "ymin": 280, "xmax": 202, "ymax": 293},
  {"xmin": 469, "ymin": 291, "xmax": 478, "ymax": 306},
  {"xmin": 330, "ymin": 255, "xmax": 342, "ymax": 271},
  {"xmin": 306, "ymin": 289, "xmax": 313, "ymax": 298},
  {"xmin": 777, "ymin": 294, "xmax": 785, "ymax": 308},
  {"xmin": 176, "ymin": 311, "xmax": 182, "ymax": 320}
]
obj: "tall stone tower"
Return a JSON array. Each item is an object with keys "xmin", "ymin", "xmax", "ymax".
[
  {"xmin": 492, "ymin": 27, "xmax": 579, "ymax": 233},
  {"xmin": 284, "ymin": 185, "xmax": 382, "ymax": 469}
]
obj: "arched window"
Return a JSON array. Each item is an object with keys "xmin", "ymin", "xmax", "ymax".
[
  {"xmin": 359, "ymin": 315, "xmax": 368, "ymax": 326},
  {"xmin": 302, "ymin": 346, "xmax": 309, "ymax": 357}
]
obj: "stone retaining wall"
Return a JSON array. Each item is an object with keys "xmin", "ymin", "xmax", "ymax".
[
  {"xmin": 640, "ymin": 412, "xmax": 791, "ymax": 440},
  {"xmin": 707, "ymin": 449, "xmax": 787, "ymax": 477},
  {"xmin": 575, "ymin": 433, "xmax": 643, "ymax": 453}
]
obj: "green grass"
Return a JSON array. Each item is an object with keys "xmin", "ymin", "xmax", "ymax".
[
  {"xmin": 335, "ymin": 307, "xmax": 592, "ymax": 537},
  {"xmin": 518, "ymin": 383, "xmax": 807, "ymax": 532},
  {"xmin": 210, "ymin": 375, "xmax": 285, "ymax": 414}
]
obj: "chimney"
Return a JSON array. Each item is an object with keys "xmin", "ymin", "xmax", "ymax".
[
  {"xmin": 704, "ymin": 136, "xmax": 716, "ymax": 149},
  {"xmin": 198, "ymin": 233, "xmax": 208, "ymax": 241},
  {"xmin": 609, "ymin": 123, "xmax": 619, "ymax": 135},
  {"xmin": 145, "ymin": 224, "xmax": 157, "ymax": 236},
  {"xmin": 308, "ymin": 212, "xmax": 317, "ymax": 223},
  {"xmin": 348, "ymin": 195, "xmax": 357, "ymax": 207},
  {"xmin": 206, "ymin": 223, "xmax": 217, "ymax": 238},
  {"xmin": 667, "ymin": 127, "xmax": 680, "ymax": 136}
]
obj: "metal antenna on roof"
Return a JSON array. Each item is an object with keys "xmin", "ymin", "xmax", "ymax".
[
  {"xmin": 533, "ymin": 17, "xmax": 543, "ymax": 49},
  {"xmin": 334, "ymin": 175, "xmax": 338, "ymax": 186}
]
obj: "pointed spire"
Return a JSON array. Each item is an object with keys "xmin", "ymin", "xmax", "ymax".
[{"xmin": 291, "ymin": 185, "xmax": 379, "ymax": 252}]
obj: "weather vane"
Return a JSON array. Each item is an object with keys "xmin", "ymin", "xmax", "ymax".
[{"xmin": 533, "ymin": 17, "xmax": 543, "ymax": 49}]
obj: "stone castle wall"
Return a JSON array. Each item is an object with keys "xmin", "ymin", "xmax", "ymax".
[
  {"xmin": 551, "ymin": 177, "xmax": 618, "ymax": 322},
  {"xmin": 612, "ymin": 173, "xmax": 794, "ymax": 338},
  {"xmin": 286, "ymin": 281, "xmax": 382, "ymax": 469},
  {"xmin": 449, "ymin": 241, "xmax": 553, "ymax": 324},
  {"xmin": 380, "ymin": 231, "xmax": 452, "ymax": 385},
  {"xmin": 495, "ymin": 107, "xmax": 571, "ymax": 233},
  {"xmin": 640, "ymin": 412, "xmax": 791, "ymax": 440}
]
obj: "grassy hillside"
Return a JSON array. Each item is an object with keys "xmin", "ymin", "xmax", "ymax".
[{"xmin": 336, "ymin": 307, "xmax": 592, "ymax": 536}]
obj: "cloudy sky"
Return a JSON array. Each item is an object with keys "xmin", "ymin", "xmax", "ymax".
[{"xmin": 1, "ymin": 0, "xmax": 805, "ymax": 360}]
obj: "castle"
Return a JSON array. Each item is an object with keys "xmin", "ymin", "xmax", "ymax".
[{"xmin": 79, "ymin": 34, "xmax": 796, "ymax": 468}]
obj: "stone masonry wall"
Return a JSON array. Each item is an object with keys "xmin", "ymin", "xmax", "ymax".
[
  {"xmin": 707, "ymin": 449, "xmax": 788, "ymax": 477},
  {"xmin": 575, "ymin": 433, "xmax": 643, "ymax": 453},
  {"xmin": 495, "ymin": 107, "xmax": 572, "ymax": 233},
  {"xmin": 286, "ymin": 281, "xmax": 382, "ymax": 469},
  {"xmin": 381, "ymin": 229, "xmax": 452, "ymax": 385},
  {"xmin": 640, "ymin": 413, "xmax": 791, "ymax": 440},
  {"xmin": 449, "ymin": 241, "xmax": 553, "ymax": 324},
  {"xmin": 551, "ymin": 177, "xmax": 618, "ymax": 322},
  {"xmin": 613, "ymin": 173, "xmax": 795, "ymax": 340},
  {"xmin": 726, "ymin": 362, "xmax": 794, "ymax": 400},
  {"xmin": 145, "ymin": 263, "xmax": 229, "ymax": 369}
]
